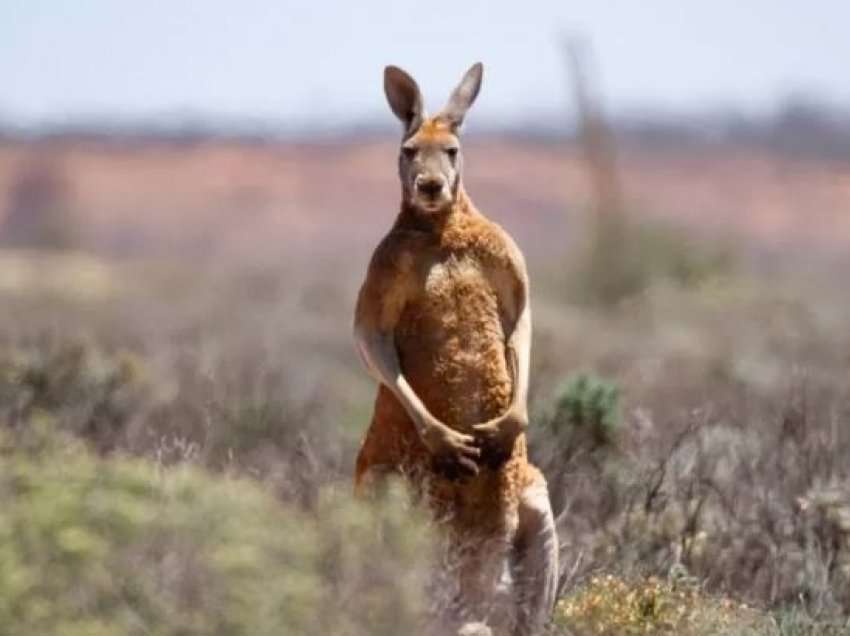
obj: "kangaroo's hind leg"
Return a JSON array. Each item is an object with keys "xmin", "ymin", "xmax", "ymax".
[{"xmin": 511, "ymin": 468, "xmax": 558, "ymax": 636}]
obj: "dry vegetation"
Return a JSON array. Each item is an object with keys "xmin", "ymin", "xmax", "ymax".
[{"xmin": 1, "ymin": 137, "xmax": 849, "ymax": 634}]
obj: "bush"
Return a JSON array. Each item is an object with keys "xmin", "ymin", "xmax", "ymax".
[
  {"xmin": 0, "ymin": 339, "xmax": 150, "ymax": 452},
  {"xmin": 553, "ymin": 575, "xmax": 777, "ymax": 635},
  {"xmin": 0, "ymin": 425, "xmax": 433, "ymax": 636},
  {"xmin": 545, "ymin": 372, "xmax": 622, "ymax": 451},
  {"xmin": 0, "ymin": 337, "xmax": 351, "ymax": 505}
]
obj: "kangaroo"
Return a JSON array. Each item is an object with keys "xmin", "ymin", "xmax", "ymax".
[{"xmin": 353, "ymin": 63, "xmax": 558, "ymax": 635}]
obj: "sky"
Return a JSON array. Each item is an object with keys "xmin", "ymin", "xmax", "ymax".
[{"xmin": 2, "ymin": 1, "xmax": 849, "ymax": 131}]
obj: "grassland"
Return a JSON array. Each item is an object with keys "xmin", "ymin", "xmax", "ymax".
[{"xmin": 0, "ymin": 138, "xmax": 849, "ymax": 634}]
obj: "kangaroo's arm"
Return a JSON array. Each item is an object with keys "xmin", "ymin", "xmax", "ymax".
[
  {"xmin": 498, "ymin": 229, "xmax": 531, "ymax": 428},
  {"xmin": 353, "ymin": 238, "xmax": 480, "ymax": 473},
  {"xmin": 474, "ymin": 228, "xmax": 531, "ymax": 453},
  {"xmin": 354, "ymin": 324, "xmax": 434, "ymax": 438},
  {"xmin": 505, "ymin": 290, "xmax": 531, "ymax": 424}
]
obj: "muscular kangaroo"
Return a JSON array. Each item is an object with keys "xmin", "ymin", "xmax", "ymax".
[{"xmin": 354, "ymin": 63, "xmax": 558, "ymax": 635}]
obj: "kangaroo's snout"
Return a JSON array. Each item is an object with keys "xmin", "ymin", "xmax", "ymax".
[{"xmin": 416, "ymin": 176, "xmax": 445, "ymax": 198}]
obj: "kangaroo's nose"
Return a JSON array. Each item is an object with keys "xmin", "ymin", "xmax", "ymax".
[{"xmin": 416, "ymin": 177, "xmax": 444, "ymax": 197}]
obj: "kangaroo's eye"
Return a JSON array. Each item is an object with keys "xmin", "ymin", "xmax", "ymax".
[
  {"xmin": 446, "ymin": 147, "xmax": 459, "ymax": 159},
  {"xmin": 401, "ymin": 146, "xmax": 417, "ymax": 160}
]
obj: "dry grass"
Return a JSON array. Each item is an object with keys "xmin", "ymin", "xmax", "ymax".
[
  {"xmin": 0, "ymin": 229, "xmax": 848, "ymax": 633},
  {"xmin": 553, "ymin": 575, "xmax": 776, "ymax": 635}
]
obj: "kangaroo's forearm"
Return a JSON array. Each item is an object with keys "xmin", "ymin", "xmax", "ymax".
[
  {"xmin": 354, "ymin": 325, "xmax": 441, "ymax": 438},
  {"xmin": 506, "ymin": 304, "xmax": 531, "ymax": 420}
]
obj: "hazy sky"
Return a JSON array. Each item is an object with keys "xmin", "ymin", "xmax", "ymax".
[{"xmin": 2, "ymin": 1, "xmax": 849, "ymax": 129}]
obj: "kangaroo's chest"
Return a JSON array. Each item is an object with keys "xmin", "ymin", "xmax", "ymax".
[
  {"xmin": 424, "ymin": 253, "xmax": 489, "ymax": 303},
  {"xmin": 395, "ymin": 250, "xmax": 510, "ymax": 425},
  {"xmin": 406, "ymin": 252, "xmax": 502, "ymax": 340}
]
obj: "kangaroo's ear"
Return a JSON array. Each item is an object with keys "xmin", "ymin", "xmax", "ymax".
[
  {"xmin": 441, "ymin": 62, "xmax": 483, "ymax": 129},
  {"xmin": 384, "ymin": 65, "xmax": 424, "ymax": 135}
]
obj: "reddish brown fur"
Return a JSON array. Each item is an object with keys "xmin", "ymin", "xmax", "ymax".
[
  {"xmin": 414, "ymin": 116, "xmax": 453, "ymax": 139},
  {"xmin": 355, "ymin": 122, "xmax": 538, "ymax": 535}
]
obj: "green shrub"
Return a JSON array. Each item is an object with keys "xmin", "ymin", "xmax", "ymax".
[
  {"xmin": 546, "ymin": 373, "xmax": 622, "ymax": 450},
  {"xmin": 0, "ymin": 425, "xmax": 433, "ymax": 636}
]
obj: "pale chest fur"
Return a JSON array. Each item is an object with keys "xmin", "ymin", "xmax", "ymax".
[
  {"xmin": 421, "ymin": 253, "xmax": 503, "ymax": 343},
  {"xmin": 395, "ymin": 225, "xmax": 514, "ymax": 430}
]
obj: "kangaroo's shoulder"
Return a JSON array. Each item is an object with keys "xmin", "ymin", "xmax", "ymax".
[
  {"xmin": 442, "ymin": 209, "xmax": 526, "ymax": 274},
  {"xmin": 367, "ymin": 228, "xmax": 431, "ymax": 279}
]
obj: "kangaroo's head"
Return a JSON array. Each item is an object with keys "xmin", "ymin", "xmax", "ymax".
[{"xmin": 384, "ymin": 62, "xmax": 483, "ymax": 215}]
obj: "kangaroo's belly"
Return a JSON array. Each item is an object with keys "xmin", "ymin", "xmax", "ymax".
[{"xmin": 395, "ymin": 255, "xmax": 512, "ymax": 431}]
